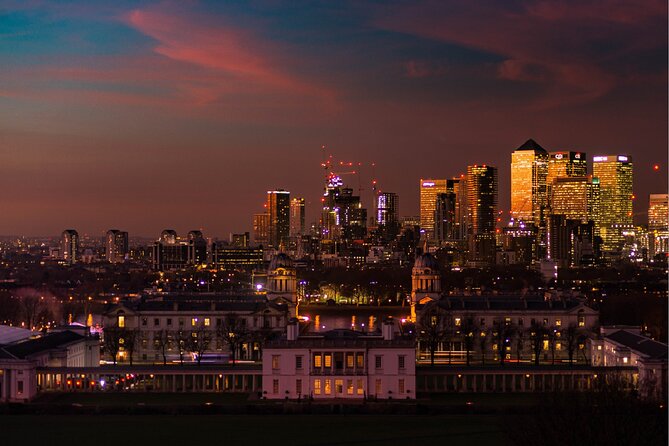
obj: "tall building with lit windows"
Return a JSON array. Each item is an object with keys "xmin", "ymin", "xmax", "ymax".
[
  {"xmin": 466, "ymin": 165, "xmax": 498, "ymax": 263},
  {"xmin": 267, "ymin": 190, "xmax": 291, "ymax": 248},
  {"xmin": 511, "ymin": 139, "xmax": 548, "ymax": 227},
  {"xmin": 419, "ymin": 179, "xmax": 447, "ymax": 242},
  {"xmin": 253, "ymin": 213, "xmax": 270, "ymax": 246},
  {"xmin": 648, "ymin": 193, "xmax": 668, "ymax": 257},
  {"xmin": 61, "ymin": 229, "xmax": 79, "ymax": 265},
  {"xmin": 106, "ymin": 229, "xmax": 128, "ymax": 263},
  {"xmin": 550, "ymin": 176, "xmax": 600, "ymax": 225},
  {"xmin": 289, "ymin": 198, "xmax": 306, "ymax": 238},
  {"xmin": 547, "ymin": 151, "xmax": 588, "ymax": 185},
  {"xmin": 447, "ymin": 176, "xmax": 467, "ymax": 241},
  {"xmin": 592, "ymin": 155, "xmax": 633, "ymax": 255}
]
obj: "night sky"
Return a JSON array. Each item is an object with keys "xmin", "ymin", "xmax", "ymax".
[{"xmin": 1, "ymin": 0, "xmax": 666, "ymax": 237}]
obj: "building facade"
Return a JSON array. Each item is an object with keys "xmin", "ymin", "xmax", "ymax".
[{"xmin": 419, "ymin": 179, "xmax": 448, "ymax": 243}]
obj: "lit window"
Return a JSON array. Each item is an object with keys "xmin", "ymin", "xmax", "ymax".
[
  {"xmin": 555, "ymin": 319, "xmax": 562, "ymax": 327},
  {"xmin": 204, "ymin": 318, "xmax": 210, "ymax": 327},
  {"xmin": 272, "ymin": 355, "xmax": 280, "ymax": 370},
  {"xmin": 357, "ymin": 379, "xmax": 364, "ymax": 395},
  {"xmin": 597, "ymin": 345, "xmax": 602, "ymax": 351},
  {"xmin": 324, "ymin": 354, "xmax": 332, "ymax": 368},
  {"xmin": 325, "ymin": 379, "xmax": 332, "ymax": 395},
  {"xmin": 335, "ymin": 379, "xmax": 343, "ymax": 394},
  {"xmin": 191, "ymin": 318, "xmax": 197, "ymax": 327},
  {"xmin": 314, "ymin": 354, "xmax": 322, "ymax": 368},
  {"xmin": 347, "ymin": 380, "xmax": 353, "ymax": 395},
  {"xmin": 454, "ymin": 318, "xmax": 461, "ymax": 327},
  {"xmin": 543, "ymin": 340, "xmax": 549, "ymax": 350},
  {"xmin": 346, "ymin": 354, "xmax": 354, "ymax": 368},
  {"xmin": 314, "ymin": 379, "xmax": 321, "ymax": 395},
  {"xmin": 556, "ymin": 343, "xmax": 562, "ymax": 351},
  {"xmin": 356, "ymin": 353, "xmax": 364, "ymax": 368},
  {"xmin": 623, "ymin": 357, "xmax": 628, "ymax": 364},
  {"xmin": 118, "ymin": 315, "xmax": 125, "ymax": 328},
  {"xmin": 398, "ymin": 379, "xmax": 405, "ymax": 394},
  {"xmin": 504, "ymin": 317, "xmax": 511, "ymax": 326}
]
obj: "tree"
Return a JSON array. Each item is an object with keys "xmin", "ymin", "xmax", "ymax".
[
  {"xmin": 187, "ymin": 325, "xmax": 213, "ymax": 365},
  {"xmin": 547, "ymin": 326, "xmax": 559, "ymax": 365},
  {"xmin": 217, "ymin": 313, "xmax": 249, "ymax": 366},
  {"xmin": 121, "ymin": 328, "xmax": 138, "ymax": 366},
  {"xmin": 478, "ymin": 328, "xmax": 489, "ymax": 365},
  {"xmin": 460, "ymin": 315, "xmax": 477, "ymax": 366},
  {"xmin": 154, "ymin": 329, "xmax": 171, "ymax": 365},
  {"xmin": 103, "ymin": 325, "xmax": 123, "ymax": 365},
  {"xmin": 417, "ymin": 304, "xmax": 449, "ymax": 366},
  {"xmin": 492, "ymin": 318, "xmax": 516, "ymax": 366},
  {"xmin": 529, "ymin": 322, "xmax": 549, "ymax": 366},
  {"xmin": 173, "ymin": 329, "xmax": 189, "ymax": 365},
  {"xmin": 563, "ymin": 324, "xmax": 580, "ymax": 366},
  {"xmin": 515, "ymin": 326, "xmax": 526, "ymax": 362}
]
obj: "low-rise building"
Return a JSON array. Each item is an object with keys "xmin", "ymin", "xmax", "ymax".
[{"xmin": 262, "ymin": 319, "xmax": 416, "ymax": 400}]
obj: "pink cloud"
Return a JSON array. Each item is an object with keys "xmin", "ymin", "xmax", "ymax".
[{"xmin": 376, "ymin": 0, "xmax": 665, "ymax": 109}]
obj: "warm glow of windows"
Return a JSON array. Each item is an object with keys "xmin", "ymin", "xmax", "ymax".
[
  {"xmin": 454, "ymin": 318, "xmax": 461, "ymax": 327},
  {"xmin": 314, "ymin": 354, "xmax": 322, "ymax": 368},
  {"xmin": 356, "ymin": 353, "xmax": 364, "ymax": 368},
  {"xmin": 543, "ymin": 340, "xmax": 549, "ymax": 350},
  {"xmin": 357, "ymin": 379, "xmax": 364, "ymax": 395},
  {"xmin": 204, "ymin": 318, "xmax": 210, "ymax": 326},
  {"xmin": 555, "ymin": 319, "xmax": 561, "ymax": 327},
  {"xmin": 325, "ymin": 379, "xmax": 332, "ymax": 395},
  {"xmin": 314, "ymin": 379, "xmax": 321, "ymax": 395},
  {"xmin": 117, "ymin": 315, "xmax": 125, "ymax": 328},
  {"xmin": 324, "ymin": 354, "xmax": 332, "ymax": 368},
  {"xmin": 347, "ymin": 380, "xmax": 354, "ymax": 395},
  {"xmin": 335, "ymin": 379, "xmax": 343, "ymax": 394},
  {"xmin": 191, "ymin": 318, "xmax": 198, "ymax": 327},
  {"xmin": 346, "ymin": 354, "xmax": 354, "ymax": 368}
]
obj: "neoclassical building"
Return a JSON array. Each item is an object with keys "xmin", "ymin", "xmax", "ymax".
[{"xmin": 410, "ymin": 251, "xmax": 442, "ymax": 321}]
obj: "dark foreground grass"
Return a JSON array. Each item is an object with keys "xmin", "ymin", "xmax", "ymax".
[{"xmin": 0, "ymin": 414, "xmax": 508, "ymax": 446}]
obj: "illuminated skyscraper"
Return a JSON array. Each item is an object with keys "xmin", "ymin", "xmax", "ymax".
[
  {"xmin": 592, "ymin": 155, "xmax": 633, "ymax": 255},
  {"xmin": 61, "ymin": 229, "xmax": 79, "ymax": 265},
  {"xmin": 106, "ymin": 229, "xmax": 128, "ymax": 263},
  {"xmin": 419, "ymin": 179, "xmax": 447, "ymax": 241},
  {"xmin": 447, "ymin": 176, "xmax": 467, "ymax": 241},
  {"xmin": 267, "ymin": 190, "xmax": 291, "ymax": 248},
  {"xmin": 253, "ymin": 213, "xmax": 270, "ymax": 246},
  {"xmin": 290, "ymin": 197, "xmax": 306, "ymax": 238},
  {"xmin": 376, "ymin": 192, "xmax": 399, "ymax": 226},
  {"xmin": 550, "ymin": 176, "xmax": 600, "ymax": 224},
  {"xmin": 466, "ymin": 165, "xmax": 498, "ymax": 263},
  {"xmin": 511, "ymin": 139, "xmax": 548, "ymax": 227},
  {"xmin": 434, "ymin": 192, "xmax": 455, "ymax": 243},
  {"xmin": 648, "ymin": 193, "xmax": 668, "ymax": 257},
  {"xmin": 547, "ymin": 151, "xmax": 588, "ymax": 185}
]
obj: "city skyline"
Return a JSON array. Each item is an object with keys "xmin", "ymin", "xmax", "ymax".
[{"xmin": 1, "ymin": 0, "xmax": 666, "ymax": 237}]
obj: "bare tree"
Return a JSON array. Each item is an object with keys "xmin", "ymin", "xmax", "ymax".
[
  {"xmin": 548, "ymin": 326, "xmax": 559, "ymax": 365},
  {"xmin": 563, "ymin": 324, "xmax": 580, "ymax": 366},
  {"xmin": 461, "ymin": 315, "xmax": 477, "ymax": 366},
  {"xmin": 121, "ymin": 328, "xmax": 138, "ymax": 366},
  {"xmin": 417, "ymin": 305, "xmax": 449, "ymax": 367},
  {"xmin": 103, "ymin": 325, "xmax": 123, "ymax": 365},
  {"xmin": 529, "ymin": 322, "xmax": 549, "ymax": 366},
  {"xmin": 173, "ymin": 329, "xmax": 189, "ymax": 364},
  {"xmin": 478, "ymin": 327, "xmax": 489, "ymax": 365},
  {"xmin": 217, "ymin": 314, "xmax": 249, "ymax": 366},
  {"xmin": 154, "ymin": 329, "xmax": 171, "ymax": 365},
  {"xmin": 187, "ymin": 325, "xmax": 213, "ymax": 365},
  {"xmin": 515, "ymin": 326, "xmax": 525, "ymax": 362},
  {"xmin": 492, "ymin": 318, "xmax": 516, "ymax": 366}
]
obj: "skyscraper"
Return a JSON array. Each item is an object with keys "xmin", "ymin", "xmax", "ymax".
[
  {"xmin": 252, "ymin": 213, "xmax": 270, "ymax": 246},
  {"xmin": 106, "ymin": 229, "xmax": 128, "ymax": 263},
  {"xmin": 550, "ymin": 176, "xmax": 600, "ymax": 224},
  {"xmin": 419, "ymin": 179, "xmax": 447, "ymax": 242},
  {"xmin": 648, "ymin": 193, "xmax": 668, "ymax": 258},
  {"xmin": 267, "ymin": 190, "xmax": 290, "ymax": 248},
  {"xmin": 466, "ymin": 165, "xmax": 498, "ymax": 263},
  {"xmin": 289, "ymin": 197, "xmax": 306, "ymax": 238},
  {"xmin": 447, "ymin": 176, "xmax": 467, "ymax": 241},
  {"xmin": 376, "ymin": 192, "xmax": 399, "ymax": 226},
  {"xmin": 434, "ymin": 192, "xmax": 456, "ymax": 243},
  {"xmin": 187, "ymin": 230, "xmax": 207, "ymax": 265},
  {"xmin": 511, "ymin": 139, "xmax": 548, "ymax": 227},
  {"xmin": 547, "ymin": 151, "xmax": 588, "ymax": 185},
  {"xmin": 592, "ymin": 155, "xmax": 633, "ymax": 255},
  {"xmin": 61, "ymin": 229, "xmax": 79, "ymax": 265}
]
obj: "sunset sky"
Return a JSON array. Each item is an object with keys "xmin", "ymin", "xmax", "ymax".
[{"xmin": 1, "ymin": 0, "xmax": 666, "ymax": 237}]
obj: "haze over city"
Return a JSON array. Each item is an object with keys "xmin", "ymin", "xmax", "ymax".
[{"xmin": 1, "ymin": 0, "xmax": 666, "ymax": 237}]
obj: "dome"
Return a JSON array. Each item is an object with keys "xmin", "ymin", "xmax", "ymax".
[
  {"xmin": 414, "ymin": 252, "xmax": 439, "ymax": 271},
  {"xmin": 268, "ymin": 253, "xmax": 294, "ymax": 271}
]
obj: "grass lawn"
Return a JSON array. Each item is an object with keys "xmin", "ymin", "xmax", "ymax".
[
  {"xmin": 32, "ymin": 391, "xmax": 249, "ymax": 406},
  {"xmin": 0, "ymin": 414, "xmax": 509, "ymax": 445}
]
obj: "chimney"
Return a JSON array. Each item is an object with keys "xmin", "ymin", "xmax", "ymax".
[
  {"xmin": 382, "ymin": 318, "xmax": 394, "ymax": 341},
  {"xmin": 287, "ymin": 318, "xmax": 299, "ymax": 341}
]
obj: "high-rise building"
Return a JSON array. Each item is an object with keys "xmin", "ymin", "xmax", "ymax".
[
  {"xmin": 447, "ymin": 176, "xmax": 467, "ymax": 241},
  {"xmin": 106, "ymin": 229, "xmax": 128, "ymax": 263},
  {"xmin": 466, "ymin": 165, "xmax": 498, "ymax": 263},
  {"xmin": 376, "ymin": 192, "xmax": 400, "ymax": 243},
  {"xmin": 152, "ymin": 230, "xmax": 188, "ymax": 271},
  {"xmin": 511, "ymin": 139, "xmax": 548, "ymax": 227},
  {"xmin": 289, "ymin": 198, "xmax": 306, "ymax": 238},
  {"xmin": 419, "ymin": 179, "xmax": 448, "ymax": 242},
  {"xmin": 267, "ymin": 190, "xmax": 290, "ymax": 248},
  {"xmin": 550, "ymin": 176, "xmax": 600, "ymax": 224},
  {"xmin": 434, "ymin": 192, "xmax": 456, "ymax": 243},
  {"xmin": 61, "ymin": 229, "xmax": 79, "ymax": 265},
  {"xmin": 547, "ymin": 151, "xmax": 588, "ymax": 185},
  {"xmin": 592, "ymin": 155, "xmax": 633, "ymax": 255},
  {"xmin": 253, "ymin": 213, "xmax": 270, "ymax": 246},
  {"xmin": 648, "ymin": 193, "xmax": 668, "ymax": 258},
  {"xmin": 187, "ymin": 230, "xmax": 207, "ymax": 265},
  {"xmin": 321, "ymin": 175, "xmax": 367, "ymax": 245}
]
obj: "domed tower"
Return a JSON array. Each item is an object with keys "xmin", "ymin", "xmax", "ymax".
[
  {"xmin": 267, "ymin": 253, "xmax": 297, "ymax": 315},
  {"xmin": 410, "ymin": 252, "xmax": 442, "ymax": 321}
]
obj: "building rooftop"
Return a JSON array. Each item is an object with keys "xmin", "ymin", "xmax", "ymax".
[
  {"xmin": 3, "ymin": 330, "xmax": 85, "ymax": 359},
  {"xmin": 515, "ymin": 138, "xmax": 547, "ymax": 153},
  {"xmin": 436, "ymin": 296, "xmax": 593, "ymax": 313},
  {"xmin": 605, "ymin": 330, "xmax": 668, "ymax": 361},
  {"xmin": 267, "ymin": 329, "xmax": 415, "ymax": 349}
]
